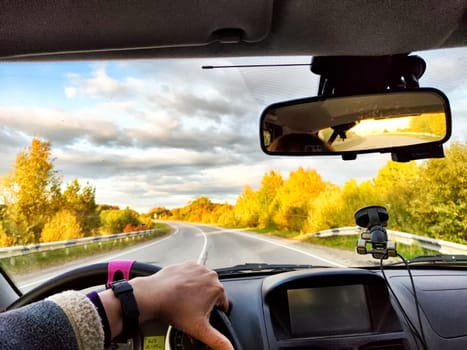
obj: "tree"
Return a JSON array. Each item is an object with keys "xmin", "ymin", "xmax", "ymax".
[
  {"xmin": 0, "ymin": 221, "xmax": 12, "ymax": 247},
  {"xmin": 256, "ymin": 171, "xmax": 283, "ymax": 228},
  {"xmin": 408, "ymin": 142, "xmax": 467, "ymax": 241},
  {"xmin": 407, "ymin": 112, "xmax": 446, "ymax": 137},
  {"xmin": 40, "ymin": 210, "xmax": 83, "ymax": 242},
  {"xmin": 148, "ymin": 207, "xmax": 172, "ymax": 220},
  {"xmin": 373, "ymin": 160, "xmax": 420, "ymax": 231},
  {"xmin": 273, "ymin": 167, "xmax": 326, "ymax": 231},
  {"xmin": 100, "ymin": 207, "xmax": 140, "ymax": 234},
  {"xmin": 305, "ymin": 183, "xmax": 343, "ymax": 232},
  {"xmin": 185, "ymin": 196, "xmax": 215, "ymax": 222},
  {"xmin": 0, "ymin": 139, "xmax": 61, "ymax": 244},
  {"xmin": 234, "ymin": 186, "xmax": 259, "ymax": 227},
  {"xmin": 211, "ymin": 203, "xmax": 235, "ymax": 226},
  {"xmin": 98, "ymin": 204, "xmax": 120, "ymax": 211},
  {"xmin": 62, "ymin": 179, "xmax": 100, "ymax": 235}
]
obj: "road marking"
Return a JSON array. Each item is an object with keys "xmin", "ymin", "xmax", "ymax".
[
  {"xmin": 197, "ymin": 229, "xmax": 208, "ymax": 265},
  {"xmin": 225, "ymin": 228, "xmax": 347, "ymax": 268},
  {"xmin": 176, "ymin": 222, "xmax": 208, "ymax": 265},
  {"xmin": 18, "ymin": 229, "xmax": 178, "ymax": 290}
]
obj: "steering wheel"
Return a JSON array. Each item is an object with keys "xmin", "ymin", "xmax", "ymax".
[{"xmin": 7, "ymin": 261, "xmax": 243, "ymax": 350}]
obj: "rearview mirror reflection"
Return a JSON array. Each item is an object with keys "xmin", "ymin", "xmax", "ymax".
[{"xmin": 260, "ymin": 89, "xmax": 451, "ymax": 156}]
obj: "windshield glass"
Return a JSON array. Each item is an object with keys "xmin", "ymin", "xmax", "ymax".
[{"xmin": 0, "ymin": 48, "xmax": 466, "ymax": 291}]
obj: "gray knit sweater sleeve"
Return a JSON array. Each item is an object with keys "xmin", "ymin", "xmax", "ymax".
[{"xmin": 0, "ymin": 291, "xmax": 104, "ymax": 350}]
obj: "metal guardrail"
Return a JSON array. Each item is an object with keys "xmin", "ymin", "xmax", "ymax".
[
  {"xmin": 0, "ymin": 229, "xmax": 159, "ymax": 259},
  {"xmin": 2, "ymin": 226, "xmax": 466, "ymax": 258},
  {"xmin": 310, "ymin": 226, "xmax": 467, "ymax": 255}
]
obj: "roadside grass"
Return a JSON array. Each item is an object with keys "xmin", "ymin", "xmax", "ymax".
[
  {"xmin": 0, "ymin": 223, "xmax": 171, "ymax": 275},
  {"xmin": 248, "ymin": 227, "xmax": 298, "ymax": 238},
  {"xmin": 249, "ymin": 227, "xmax": 433, "ymax": 259}
]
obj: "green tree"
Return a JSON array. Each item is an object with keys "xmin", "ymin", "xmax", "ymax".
[
  {"xmin": 408, "ymin": 142, "xmax": 467, "ymax": 241},
  {"xmin": 373, "ymin": 160, "xmax": 420, "ymax": 231},
  {"xmin": 100, "ymin": 207, "xmax": 140, "ymax": 234},
  {"xmin": 62, "ymin": 179, "xmax": 100, "ymax": 235}
]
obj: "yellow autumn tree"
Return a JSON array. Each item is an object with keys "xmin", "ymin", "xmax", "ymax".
[
  {"xmin": 1, "ymin": 138, "xmax": 62, "ymax": 244},
  {"xmin": 0, "ymin": 222, "xmax": 13, "ymax": 247},
  {"xmin": 305, "ymin": 183, "xmax": 343, "ymax": 232},
  {"xmin": 256, "ymin": 170, "xmax": 283, "ymax": 228},
  {"xmin": 273, "ymin": 167, "xmax": 327, "ymax": 232},
  {"xmin": 234, "ymin": 185, "xmax": 259, "ymax": 227},
  {"xmin": 40, "ymin": 210, "xmax": 83, "ymax": 242},
  {"xmin": 305, "ymin": 179, "xmax": 377, "ymax": 233}
]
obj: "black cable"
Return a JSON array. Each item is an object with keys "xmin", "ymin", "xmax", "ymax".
[
  {"xmin": 397, "ymin": 253, "xmax": 427, "ymax": 347},
  {"xmin": 380, "ymin": 254, "xmax": 428, "ymax": 350}
]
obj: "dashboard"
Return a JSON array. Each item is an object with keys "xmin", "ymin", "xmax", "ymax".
[{"xmin": 139, "ymin": 267, "xmax": 467, "ymax": 350}]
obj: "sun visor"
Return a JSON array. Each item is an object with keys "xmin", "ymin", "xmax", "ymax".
[{"xmin": 0, "ymin": 0, "xmax": 273, "ymax": 57}]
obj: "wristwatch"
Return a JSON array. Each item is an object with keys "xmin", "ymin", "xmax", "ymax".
[{"xmin": 109, "ymin": 280, "xmax": 140, "ymax": 341}]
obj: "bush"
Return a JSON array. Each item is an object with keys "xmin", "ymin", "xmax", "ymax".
[{"xmin": 40, "ymin": 210, "xmax": 83, "ymax": 242}]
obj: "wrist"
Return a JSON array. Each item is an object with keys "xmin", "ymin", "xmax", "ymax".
[
  {"xmin": 99, "ymin": 289, "xmax": 123, "ymax": 339},
  {"xmin": 129, "ymin": 277, "xmax": 160, "ymax": 323},
  {"xmin": 109, "ymin": 280, "xmax": 140, "ymax": 341}
]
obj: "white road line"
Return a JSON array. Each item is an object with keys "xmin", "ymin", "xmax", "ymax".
[
  {"xmin": 226, "ymin": 228, "xmax": 347, "ymax": 268},
  {"xmin": 18, "ymin": 229, "xmax": 178, "ymax": 290},
  {"xmin": 177, "ymin": 222, "xmax": 208, "ymax": 265},
  {"xmin": 197, "ymin": 229, "xmax": 208, "ymax": 265}
]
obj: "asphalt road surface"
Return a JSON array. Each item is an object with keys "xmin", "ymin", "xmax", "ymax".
[
  {"xmin": 17, "ymin": 222, "xmax": 360, "ymax": 292},
  {"xmin": 334, "ymin": 134, "xmax": 430, "ymax": 152}
]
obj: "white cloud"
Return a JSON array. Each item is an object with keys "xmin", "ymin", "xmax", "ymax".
[
  {"xmin": 64, "ymin": 87, "xmax": 76, "ymax": 98},
  {"xmin": 1, "ymin": 50, "xmax": 466, "ymax": 211}
]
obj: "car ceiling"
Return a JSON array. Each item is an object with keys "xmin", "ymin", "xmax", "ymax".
[{"xmin": 0, "ymin": 0, "xmax": 466, "ymax": 60}]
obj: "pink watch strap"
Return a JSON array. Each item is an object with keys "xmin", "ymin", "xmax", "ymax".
[{"xmin": 106, "ymin": 260, "xmax": 136, "ymax": 288}]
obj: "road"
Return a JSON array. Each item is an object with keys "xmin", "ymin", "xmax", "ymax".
[
  {"xmin": 333, "ymin": 134, "xmax": 431, "ymax": 152},
  {"xmin": 16, "ymin": 222, "xmax": 359, "ymax": 292}
]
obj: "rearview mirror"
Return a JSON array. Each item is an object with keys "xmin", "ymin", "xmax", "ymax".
[{"xmin": 260, "ymin": 88, "xmax": 451, "ymax": 160}]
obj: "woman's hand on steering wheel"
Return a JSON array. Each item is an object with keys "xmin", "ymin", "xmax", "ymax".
[{"xmin": 127, "ymin": 261, "xmax": 234, "ymax": 350}]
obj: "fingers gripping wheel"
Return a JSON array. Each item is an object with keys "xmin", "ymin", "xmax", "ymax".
[
  {"xmin": 211, "ymin": 307, "xmax": 244, "ymax": 350},
  {"xmin": 169, "ymin": 307, "xmax": 243, "ymax": 350}
]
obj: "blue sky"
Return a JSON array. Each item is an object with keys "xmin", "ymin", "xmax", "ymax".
[{"xmin": 0, "ymin": 48, "xmax": 465, "ymax": 211}]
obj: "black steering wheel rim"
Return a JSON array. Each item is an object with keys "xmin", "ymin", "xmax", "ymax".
[{"xmin": 7, "ymin": 261, "xmax": 161, "ymax": 310}]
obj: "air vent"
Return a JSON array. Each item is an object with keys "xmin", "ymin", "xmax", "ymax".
[{"xmin": 359, "ymin": 339, "xmax": 406, "ymax": 350}]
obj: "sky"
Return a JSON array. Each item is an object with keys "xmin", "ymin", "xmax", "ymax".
[{"xmin": 0, "ymin": 48, "xmax": 466, "ymax": 212}]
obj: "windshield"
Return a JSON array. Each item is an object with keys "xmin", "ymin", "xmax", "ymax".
[{"xmin": 0, "ymin": 48, "xmax": 466, "ymax": 292}]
